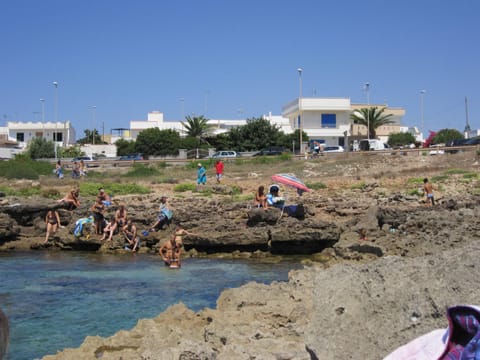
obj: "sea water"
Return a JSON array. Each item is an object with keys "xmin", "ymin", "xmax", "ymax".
[{"xmin": 0, "ymin": 252, "xmax": 302, "ymax": 360}]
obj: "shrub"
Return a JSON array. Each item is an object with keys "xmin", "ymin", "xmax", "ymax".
[
  {"xmin": 173, "ymin": 183, "xmax": 196, "ymax": 192},
  {"xmin": 431, "ymin": 175, "xmax": 449, "ymax": 182},
  {"xmin": 407, "ymin": 188, "xmax": 423, "ymax": 196},
  {"xmin": 123, "ymin": 164, "xmax": 161, "ymax": 178},
  {"xmin": 0, "ymin": 185, "xmax": 42, "ymax": 196},
  {"xmin": 307, "ymin": 182, "xmax": 327, "ymax": 190},
  {"xmin": 79, "ymin": 182, "xmax": 150, "ymax": 197},
  {"xmin": 463, "ymin": 172, "xmax": 479, "ymax": 179},
  {"xmin": 231, "ymin": 185, "xmax": 242, "ymax": 195},
  {"xmin": 445, "ymin": 169, "xmax": 468, "ymax": 175},
  {"xmin": 0, "ymin": 158, "xmax": 53, "ymax": 179},
  {"xmin": 406, "ymin": 177, "xmax": 424, "ymax": 185},
  {"xmin": 350, "ymin": 181, "xmax": 366, "ymax": 190}
]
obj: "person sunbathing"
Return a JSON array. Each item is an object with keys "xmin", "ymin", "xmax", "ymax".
[{"xmin": 57, "ymin": 189, "xmax": 80, "ymax": 209}]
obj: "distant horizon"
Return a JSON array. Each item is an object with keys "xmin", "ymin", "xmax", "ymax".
[{"xmin": 1, "ymin": 1, "xmax": 478, "ymax": 137}]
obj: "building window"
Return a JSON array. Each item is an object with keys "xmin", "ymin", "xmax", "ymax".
[
  {"xmin": 16, "ymin": 133, "xmax": 24, "ymax": 142},
  {"xmin": 53, "ymin": 132, "xmax": 63, "ymax": 142},
  {"xmin": 321, "ymin": 114, "xmax": 336, "ymax": 128}
]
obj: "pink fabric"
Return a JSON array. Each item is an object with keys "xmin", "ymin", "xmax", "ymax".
[
  {"xmin": 384, "ymin": 305, "xmax": 480, "ymax": 360},
  {"xmin": 384, "ymin": 329, "xmax": 447, "ymax": 360}
]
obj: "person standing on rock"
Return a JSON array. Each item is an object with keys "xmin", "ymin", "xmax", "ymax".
[
  {"xmin": 44, "ymin": 210, "xmax": 61, "ymax": 244},
  {"xmin": 197, "ymin": 163, "xmax": 207, "ymax": 185},
  {"xmin": 214, "ymin": 160, "xmax": 224, "ymax": 183},
  {"xmin": 423, "ymin": 178, "xmax": 435, "ymax": 206},
  {"xmin": 91, "ymin": 196, "xmax": 106, "ymax": 235}
]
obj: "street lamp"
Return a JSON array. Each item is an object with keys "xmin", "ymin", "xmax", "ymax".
[
  {"xmin": 40, "ymin": 99, "xmax": 45, "ymax": 122},
  {"xmin": 92, "ymin": 106, "xmax": 97, "ymax": 144},
  {"xmin": 52, "ymin": 82, "xmax": 59, "ymax": 158},
  {"xmin": 180, "ymin": 98, "xmax": 185, "ymax": 120},
  {"xmin": 364, "ymin": 82, "xmax": 370, "ymax": 139},
  {"xmin": 53, "ymin": 82, "xmax": 59, "ymax": 122},
  {"xmin": 297, "ymin": 67, "xmax": 303, "ymax": 154},
  {"xmin": 364, "ymin": 82, "xmax": 370, "ymax": 105},
  {"xmin": 420, "ymin": 90, "xmax": 426, "ymax": 142}
]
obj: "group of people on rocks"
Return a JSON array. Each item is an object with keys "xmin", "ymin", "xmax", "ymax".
[
  {"xmin": 253, "ymin": 184, "xmax": 305, "ymax": 219},
  {"xmin": 46, "ymin": 187, "xmax": 194, "ymax": 265}
]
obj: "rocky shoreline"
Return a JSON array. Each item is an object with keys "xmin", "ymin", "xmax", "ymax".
[{"xmin": 2, "ymin": 153, "xmax": 480, "ymax": 358}]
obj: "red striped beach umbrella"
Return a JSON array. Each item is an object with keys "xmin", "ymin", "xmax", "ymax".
[{"xmin": 271, "ymin": 173, "xmax": 311, "ymax": 193}]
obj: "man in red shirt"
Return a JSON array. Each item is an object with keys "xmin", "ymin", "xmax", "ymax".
[{"xmin": 215, "ymin": 160, "xmax": 224, "ymax": 183}]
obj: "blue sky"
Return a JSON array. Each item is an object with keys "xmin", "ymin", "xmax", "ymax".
[{"xmin": 1, "ymin": 0, "xmax": 479, "ymax": 139}]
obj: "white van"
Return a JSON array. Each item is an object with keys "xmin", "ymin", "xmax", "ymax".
[{"xmin": 359, "ymin": 139, "xmax": 387, "ymax": 151}]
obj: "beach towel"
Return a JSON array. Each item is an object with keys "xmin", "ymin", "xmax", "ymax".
[
  {"xmin": 384, "ymin": 305, "xmax": 480, "ymax": 360},
  {"xmin": 73, "ymin": 216, "xmax": 94, "ymax": 237}
]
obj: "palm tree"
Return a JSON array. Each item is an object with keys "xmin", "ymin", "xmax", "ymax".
[
  {"xmin": 350, "ymin": 107, "xmax": 395, "ymax": 139},
  {"xmin": 181, "ymin": 115, "xmax": 213, "ymax": 143}
]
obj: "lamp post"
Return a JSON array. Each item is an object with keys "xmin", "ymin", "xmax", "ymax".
[
  {"xmin": 364, "ymin": 82, "xmax": 370, "ymax": 139},
  {"xmin": 180, "ymin": 98, "xmax": 185, "ymax": 120},
  {"xmin": 420, "ymin": 90, "xmax": 426, "ymax": 142},
  {"xmin": 53, "ymin": 82, "xmax": 59, "ymax": 158},
  {"xmin": 297, "ymin": 67, "xmax": 303, "ymax": 155},
  {"xmin": 40, "ymin": 99, "xmax": 45, "ymax": 122},
  {"xmin": 92, "ymin": 106, "xmax": 97, "ymax": 144}
]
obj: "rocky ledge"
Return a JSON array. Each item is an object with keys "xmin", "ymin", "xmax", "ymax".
[{"xmin": 2, "ymin": 176, "xmax": 480, "ymax": 358}]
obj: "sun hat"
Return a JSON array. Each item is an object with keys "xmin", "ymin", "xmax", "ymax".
[{"xmin": 197, "ymin": 163, "xmax": 202, "ymax": 167}]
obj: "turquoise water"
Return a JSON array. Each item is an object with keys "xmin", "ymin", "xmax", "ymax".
[{"xmin": 0, "ymin": 252, "xmax": 302, "ymax": 360}]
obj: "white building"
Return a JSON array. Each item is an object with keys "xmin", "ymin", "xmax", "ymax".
[
  {"xmin": 6, "ymin": 121, "xmax": 75, "ymax": 149},
  {"xmin": 282, "ymin": 97, "xmax": 405, "ymax": 147},
  {"xmin": 110, "ymin": 99, "xmax": 405, "ymax": 150},
  {"xmin": 106, "ymin": 111, "xmax": 291, "ymax": 144}
]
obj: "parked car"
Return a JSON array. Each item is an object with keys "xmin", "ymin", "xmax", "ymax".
[
  {"xmin": 428, "ymin": 144, "xmax": 445, "ymax": 155},
  {"xmin": 463, "ymin": 136, "xmax": 480, "ymax": 146},
  {"xmin": 210, "ymin": 151, "xmax": 238, "ymax": 159},
  {"xmin": 359, "ymin": 139, "xmax": 388, "ymax": 151},
  {"xmin": 119, "ymin": 153, "xmax": 144, "ymax": 161},
  {"xmin": 252, "ymin": 146, "xmax": 288, "ymax": 156},
  {"xmin": 71, "ymin": 156, "xmax": 98, "ymax": 167},
  {"xmin": 445, "ymin": 138, "xmax": 469, "ymax": 153},
  {"xmin": 322, "ymin": 146, "xmax": 344, "ymax": 153}
]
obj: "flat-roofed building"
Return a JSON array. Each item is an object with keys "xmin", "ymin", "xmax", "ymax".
[
  {"xmin": 6, "ymin": 121, "xmax": 75, "ymax": 148},
  {"xmin": 282, "ymin": 97, "xmax": 405, "ymax": 148}
]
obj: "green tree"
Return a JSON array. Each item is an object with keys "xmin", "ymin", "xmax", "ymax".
[
  {"xmin": 278, "ymin": 129, "xmax": 309, "ymax": 152},
  {"xmin": 58, "ymin": 145, "xmax": 84, "ymax": 158},
  {"xmin": 180, "ymin": 136, "xmax": 204, "ymax": 150},
  {"xmin": 115, "ymin": 139, "xmax": 136, "ymax": 156},
  {"xmin": 227, "ymin": 117, "xmax": 283, "ymax": 151},
  {"xmin": 27, "ymin": 137, "xmax": 55, "ymax": 159},
  {"xmin": 181, "ymin": 115, "xmax": 213, "ymax": 144},
  {"xmin": 387, "ymin": 132, "xmax": 416, "ymax": 147},
  {"xmin": 205, "ymin": 133, "xmax": 232, "ymax": 151},
  {"xmin": 135, "ymin": 128, "xmax": 181, "ymax": 156},
  {"xmin": 77, "ymin": 129, "xmax": 103, "ymax": 145},
  {"xmin": 350, "ymin": 107, "xmax": 395, "ymax": 139},
  {"xmin": 432, "ymin": 128, "xmax": 464, "ymax": 145}
]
